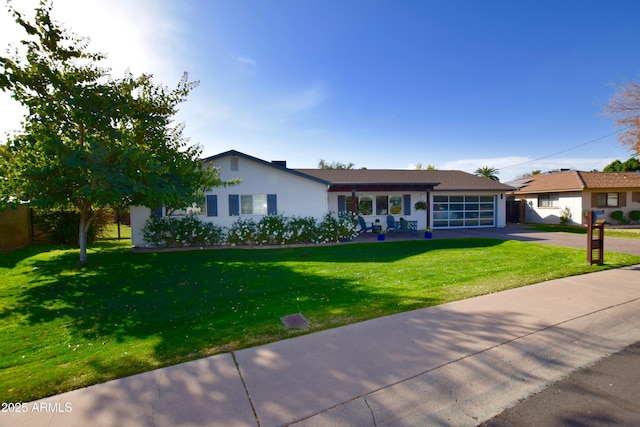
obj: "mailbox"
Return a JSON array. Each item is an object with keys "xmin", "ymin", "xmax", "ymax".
[
  {"xmin": 592, "ymin": 210, "xmax": 606, "ymax": 225},
  {"xmin": 587, "ymin": 210, "xmax": 605, "ymax": 265}
]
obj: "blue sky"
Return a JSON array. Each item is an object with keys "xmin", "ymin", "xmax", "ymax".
[{"xmin": 1, "ymin": 0, "xmax": 639, "ymax": 181}]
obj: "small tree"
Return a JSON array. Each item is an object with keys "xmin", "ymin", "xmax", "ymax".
[
  {"xmin": 605, "ymin": 80, "xmax": 640, "ymax": 155},
  {"xmin": 0, "ymin": 1, "xmax": 222, "ymax": 263}
]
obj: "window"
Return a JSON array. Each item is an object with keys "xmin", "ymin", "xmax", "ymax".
[
  {"xmin": 389, "ymin": 196, "xmax": 402, "ymax": 214},
  {"xmin": 376, "ymin": 196, "xmax": 388, "ymax": 215},
  {"xmin": 538, "ymin": 194, "xmax": 559, "ymax": 208},
  {"xmin": 596, "ymin": 192, "xmax": 619, "ymax": 208},
  {"xmin": 230, "ymin": 158, "xmax": 239, "ymax": 171},
  {"xmin": 358, "ymin": 196, "xmax": 373, "ymax": 215},
  {"xmin": 230, "ymin": 194, "xmax": 276, "ymax": 216},
  {"xmin": 241, "ymin": 194, "xmax": 267, "ymax": 215},
  {"xmin": 344, "ymin": 195, "xmax": 407, "ymax": 215}
]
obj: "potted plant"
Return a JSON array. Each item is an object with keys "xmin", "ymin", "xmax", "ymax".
[
  {"xmin": 424, "ymin": 228, "xmax": 432, "ymax": 239},
  {"xmin": 377, "ymin": 229, "xmax": 387, "ymax": 241},
  {"xmin": 414, "ymin": 200, "xmax": 427, "ymax": 211}
]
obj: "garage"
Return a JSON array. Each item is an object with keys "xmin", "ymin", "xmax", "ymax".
[{"xmin": 432, "ymin": 195, "xmax": 496, "ymax": 228}]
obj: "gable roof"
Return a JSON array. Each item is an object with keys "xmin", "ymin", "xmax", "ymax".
[
  {"xmin": 510, "ymin": 171, "xmax": 640, "ymax": 194},
  {"xmin": 297, "ymin": 169, "xmax": 514, "ymax": 192},
  {"xmin": 202, "ymin": 150, "xmax": 331, "ymax": 185},
  {"xmin": 202, "ymin": 150, "xmax": 514, "ymax": 192}
]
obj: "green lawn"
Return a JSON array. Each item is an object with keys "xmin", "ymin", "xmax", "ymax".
[
  {"xmin": 1, "ymin": 237, "xmax": 639, "ymax": 402},
  {"xmin": 529, "ymin": 223, "xmax": 640, "ymax": 239}
]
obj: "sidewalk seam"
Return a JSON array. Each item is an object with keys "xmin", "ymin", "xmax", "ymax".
[
  {"xmin": 288, "ymin": 297, "xmax": 640, "ymax": 425},
  {"xmin": 232, "ymin": 351, "xmax": 261, "ymax": 427}
]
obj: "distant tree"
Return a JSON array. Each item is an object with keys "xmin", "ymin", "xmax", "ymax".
[
  {"xmin": 0, "ymin": 1, "xmax": 223, "ymax": 263},
  {"xmin": 415, "ymin": 163, "xmax": 437, "ymax": 170},
  {"xmin": 605, "ymin": 80, "xmax": 640, "ymax": 155},
  {"xmin": 318, "ymin": 159, "xmax": 356, "ymax": 169},
  {"xmin": 474, "ymin": 166, "xmax": 500, "ymax": 182},
  {"xmin": 603, "ymin": 157, "xmax": 640, "ymax": 172},
  {"xmin": 516, "ymin": 170, "xmax": 542, "ymax": 179}
]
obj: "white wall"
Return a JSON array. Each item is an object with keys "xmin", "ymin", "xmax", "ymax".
[
  {"xmin": 204, "ymin": 155, "xmax": 328, "ymax": 228},
  {"xmin": 130, "ymin": 205, "xmax": 151, "ymax": 246},
  {"xmin": 129, "ymin": 154, "xmax": 329, "ymax": 246},
  {"xmin": 520, "ymin": 192, "xmax": 583, "ymax": 225}
]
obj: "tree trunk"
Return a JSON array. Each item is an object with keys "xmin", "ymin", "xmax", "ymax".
[{"xmin": 78, "ymin": 202, "xmax": 93, "ymax": 264}]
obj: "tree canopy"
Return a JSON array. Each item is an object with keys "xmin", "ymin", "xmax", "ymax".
[
  {"xmin": 603, "ymin": 157, "xmax": 640, "ymax": 172},
  {"xmin": 0, "ymin": 1, "xmax": 222, "ymax": 263},
  {"xmin": 605, "ymin": 80, "xmax": 640, "ymax": 155},
  {"xmin": 318, "ymin": 159, "xmax": 357, "ymax": 169},
  {"xmin": 474, "ymin": 166, "xmax": 500, "ymax": 182}
]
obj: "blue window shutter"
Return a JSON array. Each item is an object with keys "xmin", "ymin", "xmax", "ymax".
[
  {"xmin": 267, "ymin": 194, "xmax": 277, "ymax": 215},
  {"xmin": 206, "ymin": 195, "xmax": 218, "ymax": 217},
  {"xmin": 337, "ymin": 195, "xmax": 346, "ymax": 213},
  {"xmin": 151, "ymin": 207, "xmax": 163, "ymax": 218},
  {"xmin": 229, "ymin": 195, "xmax": 239, "ymax": 216},
  {"xmin": 403, "ymin": 194, "xmax": 411, "ymax": 215}
]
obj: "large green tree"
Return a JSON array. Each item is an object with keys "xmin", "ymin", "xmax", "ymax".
[
  {"xmin": 0, "ymin": 1, "xmax": 222, "ymax": 263},
  {"xmin": 603, "ymin": 157, "xmax": 640, "ymax": 172}
]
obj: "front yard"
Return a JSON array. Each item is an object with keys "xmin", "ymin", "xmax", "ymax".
[{"xmin": 1, "ymin": 237, "xmax": 639, "ymax": 402}]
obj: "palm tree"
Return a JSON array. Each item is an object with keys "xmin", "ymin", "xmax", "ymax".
[{"xmin": 475, "ymin": 166, "xmax": 500, "ymax": 182}]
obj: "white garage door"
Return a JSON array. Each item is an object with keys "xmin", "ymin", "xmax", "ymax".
[{"xmin": 433, "ymin": 195, "xmax": 495, "ymax": 228}]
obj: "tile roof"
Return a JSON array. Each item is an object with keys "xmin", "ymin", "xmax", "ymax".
[
  {"xmin": 510, "ymin": 171, "xmax": 640, "ymax": 194},
  {"xmin": 296, "ymin": 169, "xmax": 514, "ymax": 191}
]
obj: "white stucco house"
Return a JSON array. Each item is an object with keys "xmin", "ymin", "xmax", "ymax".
[
  {"xmin": 508, "ymin": 170, "xmax": 640, "ymax": 225},
  {"xmin": 130, "ymin": 150, "xmax": 515, "ymax": 246}
]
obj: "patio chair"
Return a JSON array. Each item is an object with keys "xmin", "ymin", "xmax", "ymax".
[
  {"xmin": 386, "ymin": 215, "xmax": 396, "ymax": 232},
  {"xmin": 358, "ymin": 216, "xmax": 373, "ymax": 233}
]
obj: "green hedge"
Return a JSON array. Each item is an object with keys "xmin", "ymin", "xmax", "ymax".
[{"xmin": 141, "ymin": 212, "xmax": 358, "ymax": 248}]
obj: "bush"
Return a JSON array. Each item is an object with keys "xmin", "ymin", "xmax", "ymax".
[
  {"xmin": 256, "ymin": 213, "xmax": 288, "ymax": 245},
  {"xmin": 32, "ymin": 207, "xmax": 113, "ymax": 245},
  {"xmin": 559, "ymin": 207, "xmax": 572, "ymax": 225},
  {"xmin": 142, "ymin": 212, "xmax": 359, "ymax": 248},
  {"xmin": 286, "ymin": 216, "xmax": 319, "ymax": 244},
  {"xmin": 141, "ymin": 215, "xmax": 225, "ymax": 247},
  {"xmin": 610, "ymin": 210, "xmax": 627, "ymax": 224},
  {"xmin": 316, "ymin": 212, "xmax": 358, "ymax": 243},
  {"xmin": 227, "ymin": 218, "xmax": 258, "ymax": 246},
  {"xmin": 629, "ymin": 210, "xmax": 640, "ymax": 222}
]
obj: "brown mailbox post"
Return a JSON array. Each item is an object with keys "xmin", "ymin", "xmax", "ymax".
[{"xmin": 587, "ymin": 210, "xmax": 605, "ymax": 265}]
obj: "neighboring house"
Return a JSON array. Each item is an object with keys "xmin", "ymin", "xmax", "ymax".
[
  {"xmin": 130, "ymin": 150, "xmax": 514, "ymax": 246},
  {"xmin": 508, "ymin": 170, "xmax": 640, "ymax": 225}
]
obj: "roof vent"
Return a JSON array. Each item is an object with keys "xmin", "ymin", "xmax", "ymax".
[{"xmin": 272, "ymin": 160, "xmax": 287, "ymax": 168}]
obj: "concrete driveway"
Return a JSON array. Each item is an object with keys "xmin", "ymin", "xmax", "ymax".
[{"xmin": 431, "ymin": 224, "xmax": 640, "ymax": 256}]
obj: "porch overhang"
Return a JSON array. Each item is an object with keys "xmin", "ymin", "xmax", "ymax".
[{"xmin": 327, "ymin": 183, "xmax": 439, "ymax": 192}]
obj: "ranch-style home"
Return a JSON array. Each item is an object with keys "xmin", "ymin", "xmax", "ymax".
[
  {"xmin": 130, "ymin": 150, "xmax": 515, "ymax": 246},
  {"xmin": 508, "ymin": 170, "xmax": 640, "ymax": 225}
]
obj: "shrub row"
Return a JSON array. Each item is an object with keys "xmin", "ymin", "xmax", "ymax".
[
  {"xmin": 141, "ymin": 212, "xmax": 358, "ymax": 248},
  {"xmin": 610, "ymin": 210, "xmax": 640, "ymax": 224},
  {"xmin": 31, "ymin": 207, "xmax": 113, "ymax": 245}
]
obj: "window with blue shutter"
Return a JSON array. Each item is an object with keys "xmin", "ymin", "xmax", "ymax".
[
  {"xmin": 206, "ymin": 195, "xmax": 218, "ymax": 217},
  {"xmin": 403, "ymin": 194, "xmax": 411, "ymax": 215},
  {"xmin": 229, "ymin": 195, "xmax": 240, "ymax": 216},
  {"xmin": 267, "ymin": 194, "xmax": 277, "ymax": 215}
]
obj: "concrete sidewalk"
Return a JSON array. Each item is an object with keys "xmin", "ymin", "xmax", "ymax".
[{"xmin": 2, "ymin": 265, "xmax": 639, "ymax": 427}]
